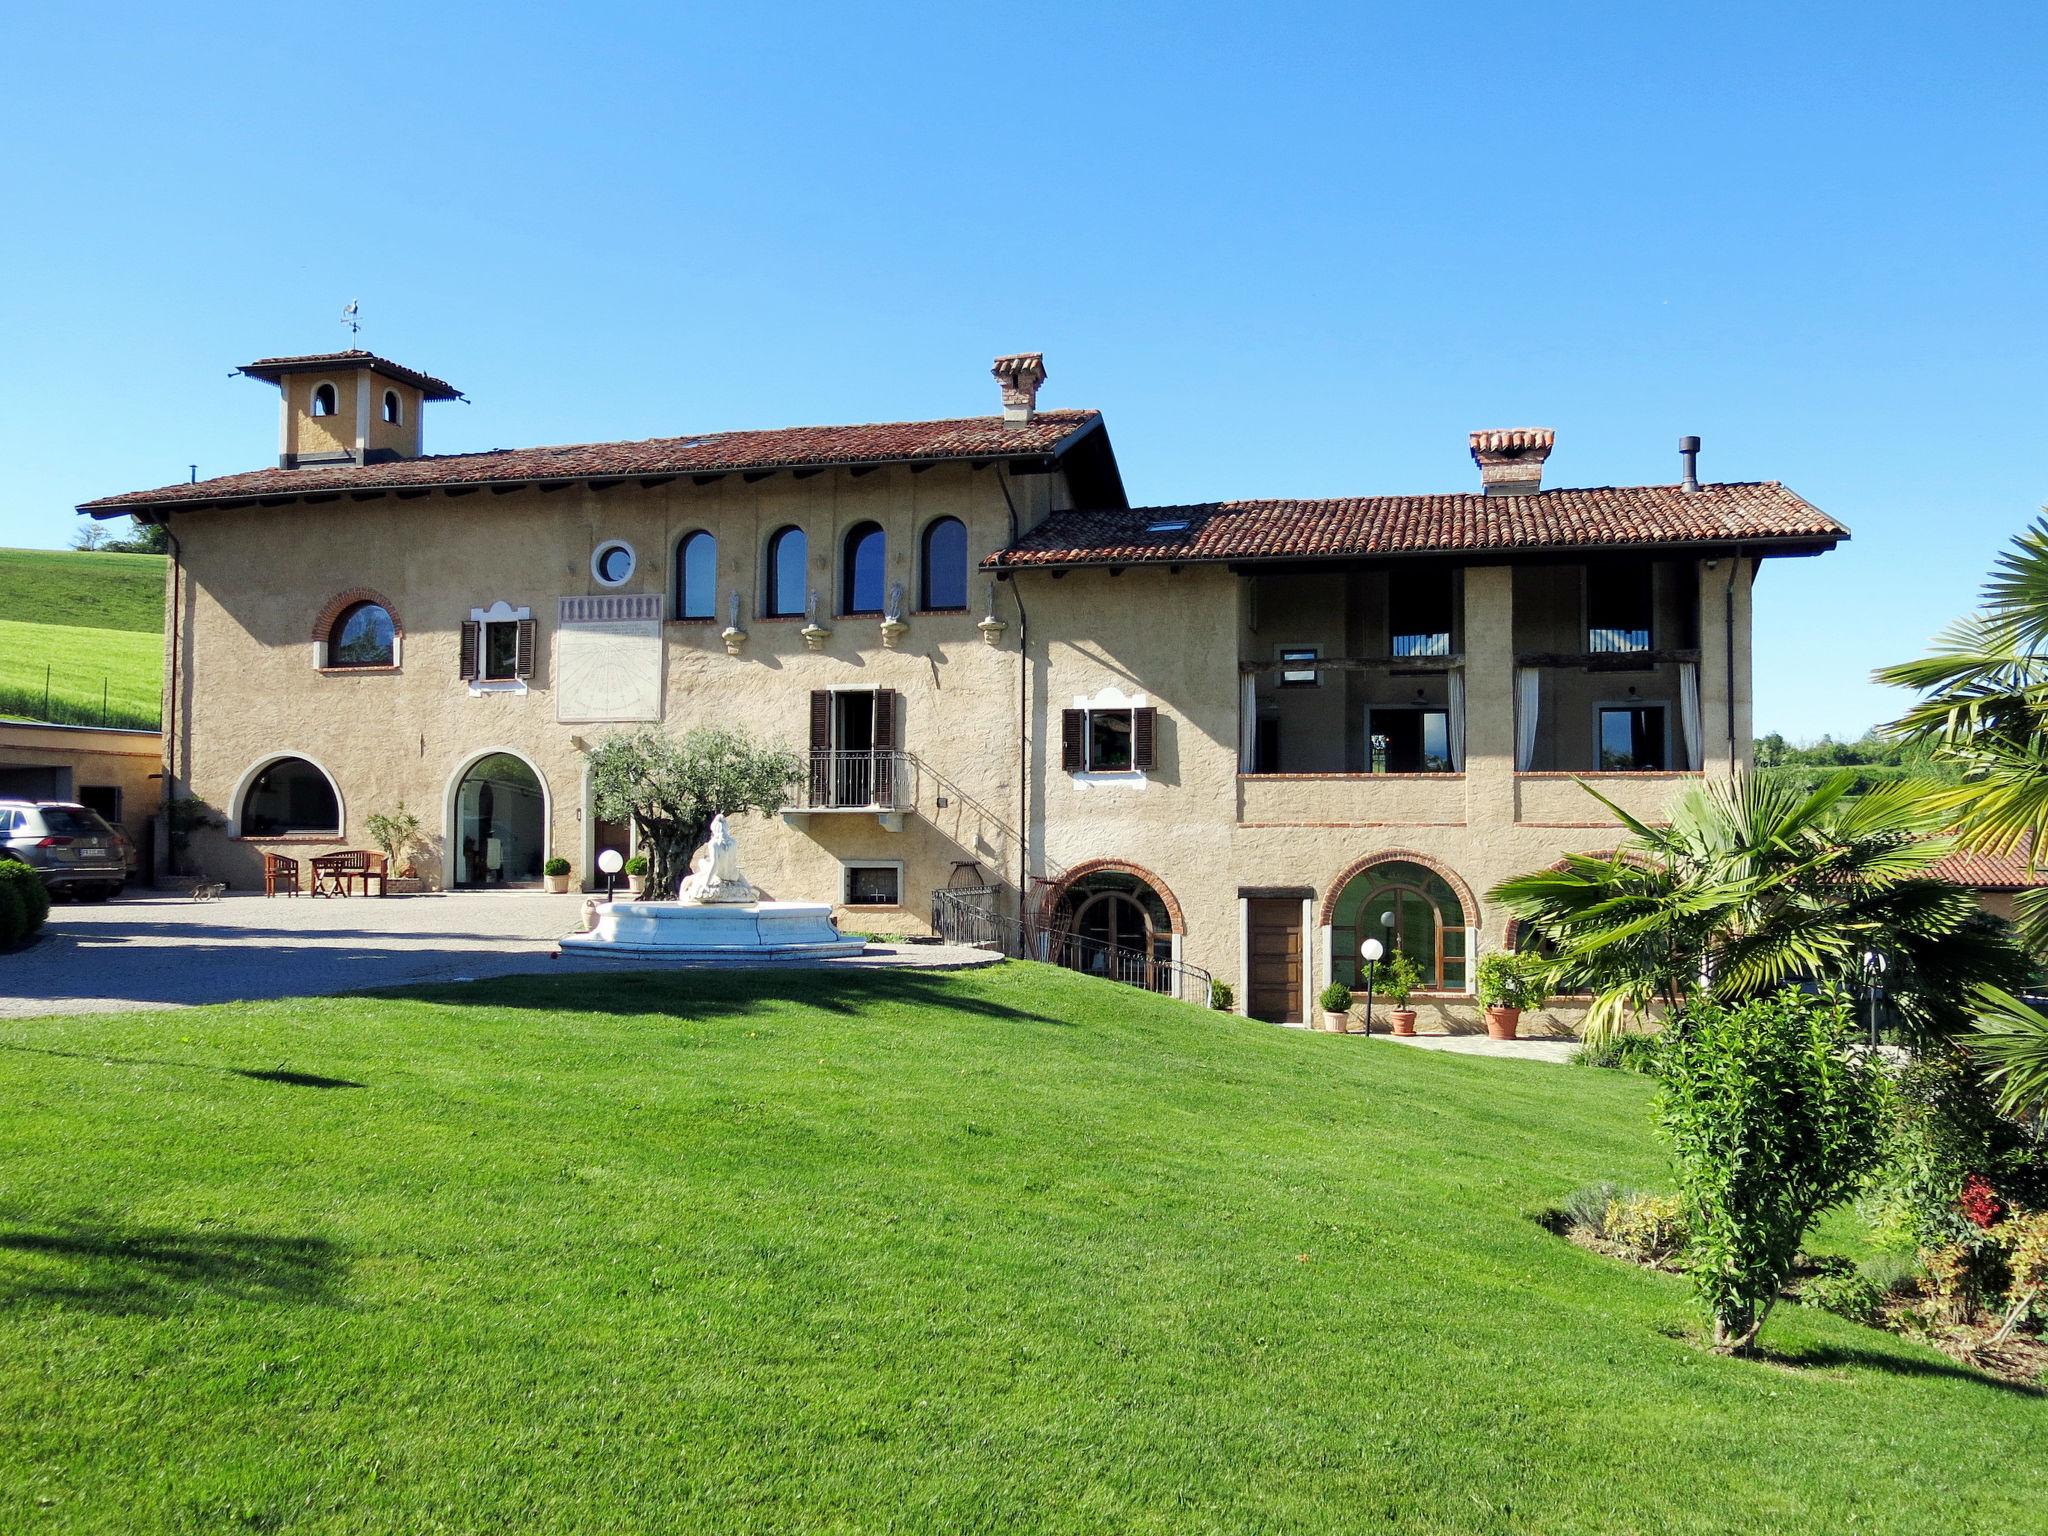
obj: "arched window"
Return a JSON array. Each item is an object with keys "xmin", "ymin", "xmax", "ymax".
[
  {"xmin": 328, "ymin": 601, "xmax": 396, "ymax": 667},
  {"xmin": 1047, "ymin": 869, "xmax": 1177, "ymax": 993},
  {"xmin": 841, "ymin": 521, "xmax": 886, "ymax": 616},
  {"xmin": 311, "ymin": 383, "xmax": 338, "ymax": 417},
  {"xmin": 920, "ymin": 516, "xmax": 968, "ymax": 611},
  {"xmin": 382, "ymin": 390, "xmax": 402, "ymax": 425},
  {"xmin": 675, "ymin": 530, "xmax": 716, "ymax": 619},
  {"xmin": 764, "ymin": 525, "xmax": 807, "ymax": 617},
  {"xmin": 1328, "ymin": 858, "xmax": 1469, "ymax": 992},
  {"xmin": 240, "ymin": 757, "xmax": 341, "ymax": 836}
]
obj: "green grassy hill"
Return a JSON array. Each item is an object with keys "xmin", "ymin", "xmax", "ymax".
[
  {"xmin": 0, "ymin": 547, "xmax": 162, "ymax": 729},
  {"xmin": 0, "ymin": 965, "xmax": 2039, "ymax": 1534}
]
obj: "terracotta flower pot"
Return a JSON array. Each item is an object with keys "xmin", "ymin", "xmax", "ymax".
[
  {"xmin": 544, "ymin": 873, "xmax": 571, "ymax": 894},
  {"xmin": 1485, "ymin": 1005, "xmax": 1522, "ymax": 1041},
  {"xmin": 1319, "ymin": 1010, "xmax": 1348, "ymax": 1033},
  {"xmin": 1390, "ymin": 1008, "xmax": 1418, "ymax": 1036}
]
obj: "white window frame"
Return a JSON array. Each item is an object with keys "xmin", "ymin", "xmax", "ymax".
[
  {"xmin": 1277, "ymin": 644, "xmax": 1319, "ymax": 687},
  {"xmin": 591, "ymin": 540, "xmax": 637, "ymax": 589},
  {"xmin": 840, "ymin": 859, "xmax": 905, "ymax": 908},
  {"xmin": 469, "ymin": 601, "xmax": 531, "ymax": 696},
  {"xmin": 1593, "ymin": 699, "xmax": 1673, "ymax": 772},
  {"xmin": 1069, "ymin": 686, "xmax": 1151, "ymax": 787}
]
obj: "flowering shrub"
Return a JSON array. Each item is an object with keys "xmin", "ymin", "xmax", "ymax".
[
  {"xmin": 1603, "ymin": 1193, "xmax": 1689, "ymax": 1260},
  {"xmin": 1960, "ymin": 1174, "xmax": 2005, "ymax": 1230}
]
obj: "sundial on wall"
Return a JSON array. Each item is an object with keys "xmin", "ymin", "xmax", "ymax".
[{"xmin": 556, "ymin": 594, "xmax": 663, "ymax": 723}]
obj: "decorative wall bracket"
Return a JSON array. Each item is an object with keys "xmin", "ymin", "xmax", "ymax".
[
  {"xmin": 879, "ymin": 617, "xmax": 908, "ymax": 650},
  {"xmin": 722, "ymin": 589, "xmax": 747, "ymax": 656},
  {"xmin": 977, "ymin": 614, "xmax": 1008, "ymax": 646},
  {"xmin": 800, "ymin": 622, "xmax": 832, "ymax": 651}
]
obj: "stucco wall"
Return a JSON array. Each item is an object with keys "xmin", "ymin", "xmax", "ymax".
[
  {"xmin": 169, "ymin": 461, "xmax": 1052, "ymax": 927},
  {"xmin": 166, "ymin": 468, "xmax": 1768, "ymax": 1032}
]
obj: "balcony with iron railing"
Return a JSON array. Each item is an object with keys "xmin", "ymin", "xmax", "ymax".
[{"xmin": 781, "ymin": 750, "xmax": 920, "ymax": 831}]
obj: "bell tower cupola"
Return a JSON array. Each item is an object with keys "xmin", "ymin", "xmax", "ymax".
[{"xmin": 240, "ymin": 350, "xmax": 465, "ymax": 469}]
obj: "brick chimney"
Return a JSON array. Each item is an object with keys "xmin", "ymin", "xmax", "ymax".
[
  {"xmin": 992, "ymin": 353, "xmax": 1047, "ymax": 424},
  {"xmin": 1468, "ymin": 428, "xmax": 1556, "ymax": 496}
]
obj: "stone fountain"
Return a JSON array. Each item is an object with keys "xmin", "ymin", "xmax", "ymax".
[{"xmin": 560, "ymin": 813, "xmax": 865, "ymax": 960}]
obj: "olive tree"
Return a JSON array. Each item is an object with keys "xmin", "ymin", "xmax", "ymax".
[
  {"xmin": 585, "ymin": 726, "xmax": 804, "ymax": 897},
  {"xmin": 1658, "ymin": 988, "xmax": 1889, "ymax": 1353}
]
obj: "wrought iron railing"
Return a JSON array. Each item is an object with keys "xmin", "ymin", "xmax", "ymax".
[
  {"xmin": 798, "ymin": 750, "xmax": 917, "ymax": 811},
  {"xmin": 931, "ymin": 888, "xmax": 1217, "ymax": 1007}
]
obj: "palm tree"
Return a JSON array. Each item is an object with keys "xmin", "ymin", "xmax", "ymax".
[
  {"xmin": 1490, "ymin": 772, "xmax": 2025, "ymax": 1046},
  {"xmin": 1878, "ymin": 515, "xmax": 2048, "ymax": 1112}
]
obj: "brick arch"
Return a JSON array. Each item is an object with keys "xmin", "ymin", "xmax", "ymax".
[
  {"xmin": 311, "ymin": 587, "xmax": 404, "ymax": 644},
  {"xmin": 1318, "ymin": 848, "xmax": 1479, "ymax": 929},
  {"xmin": 1040, "ymin": 859, "xmax": 1185, "ymax": 935}
]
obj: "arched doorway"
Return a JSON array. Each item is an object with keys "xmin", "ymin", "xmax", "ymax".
[
  {"xmin": 451, "ymin": 752, "xmax": 547, "ymax": 888},
  {"xmin": 1043, "ymin": 867, "xmax": 1178, "ymax": 992}
]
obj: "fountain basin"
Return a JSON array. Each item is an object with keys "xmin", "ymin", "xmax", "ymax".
[{"xmin": 560, "ymin": 899, "xmax": 866, "ymax": 959}]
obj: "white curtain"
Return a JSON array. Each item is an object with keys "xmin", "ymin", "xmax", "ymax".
[
  {"xmin": 1447, "ymin": 668, "xmax": 1466, "ymax": 771},
  {"xmin": 1515, "ymin": 667, "xmax": 1540, "ymax": 771},
  {"xmin": 1239, "ymin": 672, "xmax": 1258, "ymax": 771},
  {"xmin": 1679, "ymin": 661, "xmax": 1703, "ymax": 771}
]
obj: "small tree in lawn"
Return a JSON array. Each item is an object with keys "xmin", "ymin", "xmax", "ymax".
[
  {"xmin": 1657, "ymin": 988, "xmax": 1889, "ymax": 1353},
  {"xmin": 586, "ymin": 726, "xmax": 804, "ymax": 897}
]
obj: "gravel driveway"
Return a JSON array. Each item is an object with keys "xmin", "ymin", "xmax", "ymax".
[
  {"xmin": 1, "ymin": 890, "xmax": 1000, "ymax": 1019},
  {"xmin": 0, "ymin": 890, "xmax": 589, "ymax": 1018}
]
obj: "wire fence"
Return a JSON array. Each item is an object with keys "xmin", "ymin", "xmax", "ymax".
[
  {"xmin": 0, "ymin": 666, "xmax": 159, "ymax": 732},
  {"xmin": 931, "ymin": 888, "xmax": 1216, "ymax": 1007}
]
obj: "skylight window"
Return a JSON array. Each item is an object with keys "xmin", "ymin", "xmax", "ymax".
[{"xmin": 1145, "ymin": 518, "xmax": 1190, "ymax": 533}]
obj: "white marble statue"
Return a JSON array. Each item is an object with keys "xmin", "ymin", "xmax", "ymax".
[{"xmin": 678, "ymin": 812, "xmax": 756, "ymax": 904}]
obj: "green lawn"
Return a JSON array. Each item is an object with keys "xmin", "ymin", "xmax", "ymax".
[
  {"xmin": 0, "ymin": 546, "xmax": 164, "ymax": 634},
  {"xmin": 0, "ymin": 547, "xmax": 163, "ymax": 729},
  {"xmin": 2, "ymin": 964, "xmax": 2040, "ymax": 1533},
  {"xmin": 0, "ymin": 617, "xmax": 161, "ymax": 730}
]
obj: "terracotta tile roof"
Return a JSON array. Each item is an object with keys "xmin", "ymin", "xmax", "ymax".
[
  {"xmin": 1928, "ymin": 841, "xmax": 2048, "ymax": 891},
  {"xmin": 79, "ymin": 410, "xmax": 1105, "ymax": 516},
  {"xmin": 238, "ymin": 350, "xmax": 465, "ymax": 401},
  {"xmin": 985, "ymin": 482, "xmax": 1847, "ymax": 568}
]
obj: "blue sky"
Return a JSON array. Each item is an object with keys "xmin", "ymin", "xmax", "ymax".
[{"xmin": 3, "ymin": 2, "xmax": 2042, "ymax": 739}]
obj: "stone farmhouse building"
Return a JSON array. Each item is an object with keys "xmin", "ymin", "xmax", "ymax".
[{"xmin": 80, "ymin": 350, "xmax": 1846, "ymax": 1026}]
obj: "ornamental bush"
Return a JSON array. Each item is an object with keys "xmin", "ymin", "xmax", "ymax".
[
  {"xmin": 0, "ymin": 861, "xmax": 51, "ymax": 937},
  {"xmin": 1657, "ymin": 988, "xmax": 1890, "ymax": 1353},
  {"xmin": 1798, "ymin": 1268, "xmax": 1886, "ymax": 1327},
  {"xmin": 1208, "ymin": 980, "xmax": 1234, "ymax": 1011},
  {"xmin": 0, "ymin": 875, "xmax": 25, "ymax": 948},
  {"xmin": 543, "ymin": 857, "xmax": 571, "ymax": 878},
  {"xmin": 1318, "ymin": 982, "xmax": 1351, "ymax": 1014},
  {"xmin": 1602, "ymin": 1193, "xmax": 1689, "ymax": 1261}
]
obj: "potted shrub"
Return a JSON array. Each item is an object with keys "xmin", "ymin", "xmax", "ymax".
[
  {"xmin": 1368, "ymin": 952, "xmax": 1424, "ymax": 1035},
  {"xmin": 623, "ymin": 853, "xmax": 648, "ymax": 895},
  {"xmin": 1475, "ymin": 950, "xmax": 1538, "ymax": 1040},
  {"xmin": 1317, "ymin": 981, "xmax": 1352, "ymax": 1033},
  {"xmin": 543, "ymin": 856, "xmax": 572, "ymax": 894}
]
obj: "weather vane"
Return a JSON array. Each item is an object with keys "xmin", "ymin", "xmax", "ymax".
[{"xmin": 340, "ymin": 299, "xmax": 361, "ymax": 343}]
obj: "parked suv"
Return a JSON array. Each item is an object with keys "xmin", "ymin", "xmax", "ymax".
[{"xmin": 0, "ymin": 801, "xmax": 127, "ymax": 901}]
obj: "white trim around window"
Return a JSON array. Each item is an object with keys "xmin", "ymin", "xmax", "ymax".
[
  {"xmin": 839, "ymin": 859, "xmax": 905, "ymax": 908},
  {"xmin": 470, "ymin": 601, "xmax": 531, "ymax": 695}
]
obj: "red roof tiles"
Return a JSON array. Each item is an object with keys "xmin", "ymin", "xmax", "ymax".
[
  {"xmin": 1928, "ymin": 844, "xmax": 2048, "ymax": 891},
  {"xmin": 984, "ymin": 483, "xmax": 1847, "ymax": 569},
  {"xmin": 80, "ymin": 410, "xmax": 1105, "ymax": 516}
]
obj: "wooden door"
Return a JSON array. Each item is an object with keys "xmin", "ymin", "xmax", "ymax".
[{"xmin": 1247, "ymin": 898, "xmax": 1303, "ymax": 1023}]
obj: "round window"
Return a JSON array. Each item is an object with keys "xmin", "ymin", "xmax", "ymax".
[{"xmin": 592, "ymin": 541, "xmax": 637, "ymax": 587}]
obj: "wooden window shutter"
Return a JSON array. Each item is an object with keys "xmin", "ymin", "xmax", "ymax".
[
  {"xmin": 459, "ymin": 620, "xmax": 480, "ymax": 680},
  {"xmin": 1132, "ymin": 707, "xmax": 1158, "ymax": 771},
  {"xmin": 514, "ymin": 618, "xmax": 537, "ymax": 679},
  {"xmin": 873, "ymin": 690, "xmax": 898, "ymax": 752},
  {"xmin": 808, "ymin": 691, "xmax": 832, "ymax": 803},
  {"xmin": 1061, "ymin": 709, "xmax": 1084, "ymax": 772}
]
